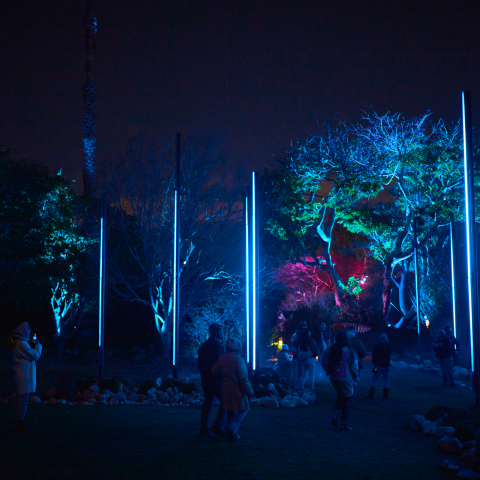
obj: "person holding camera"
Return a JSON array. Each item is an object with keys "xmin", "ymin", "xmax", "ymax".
[
  {"xmin": 433, "ymin": 330, "xmax": 454, "ymax": 387},
  {"xmin": 366, "ymin": 333, "xmax": 393, "ymax": 400},
  {"xmin": 12, "ymin": 322, "xmax": 42, "ymax": 432}
]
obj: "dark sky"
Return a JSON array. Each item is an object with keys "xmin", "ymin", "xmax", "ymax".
[{"xmin": 2, "ymin": 0, "xmax": 480, "ymax": 187}]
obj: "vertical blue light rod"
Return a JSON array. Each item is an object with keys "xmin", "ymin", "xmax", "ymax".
[
  {"xmin": 462, "ymin": 91, "xmax": 477, "ymax": 375},
  {"xmin": 245, "ymin": 196, "xmax": 250, "ymax": 366},
  {"xmin": 252, "ymin": 172, "xmax": 257, "ymax": 372},
  {"xmin": 173, "ymin": 133, "xmax": 181, "ymax": 377},
  {"xmin": 450, "ymin": 216, "xmax": 457, "ymax": 338},
  {"xmin": 98, "ymin": 194, "xmax": 106, "ymax": 380}
]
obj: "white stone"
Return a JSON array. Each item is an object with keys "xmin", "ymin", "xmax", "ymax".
[
  {"xmin": 30, "ymin": 396, "xmax": 41, "ymax": 403},
  {"xmin": 89, "ymin": 384, "xmax": 100, "ymax": 393},
  {"xmin": 421, "ymin": 420, "xmax": 437, "ymax": 436},
  {"xmin": 435, "ymin": 426, "xmax": 456, "ymax": 437},
  {"xmin": 407, "ymin": 415, "xmax": 427, "ymax": 431},
  {"xmin": 47, "ymin": 397, "xmax": 56, "ymax": 405},
  {"xmin": 392, "ymin": 361, "xmax": 408, "ymax": 370},
  {"xmin": 267, "ymin": 383, "xmax": 275, "ymax": 391}
]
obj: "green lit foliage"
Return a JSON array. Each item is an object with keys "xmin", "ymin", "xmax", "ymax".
[{"xmin": 0, "ymin": 157, "xmax": 97, "ymax": 345}]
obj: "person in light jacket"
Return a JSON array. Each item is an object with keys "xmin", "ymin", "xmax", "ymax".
[
  {"xmin": 12, "ymin": 322, "xmax": 42, "ymax": 432},
  {"xmin": 292, "ymin": 326, "xmax": 319, "ymax": 392},
  {"xmin": 211, "ymin": 338, "xmax": 253, "ymax": 441}
]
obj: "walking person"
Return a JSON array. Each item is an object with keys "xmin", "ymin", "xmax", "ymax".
[
  {"xmin": 445, "ymin": 326, "xmax": 460, "ymax": 366},
  {"xmin": 292, "ymin": 324, "xmax": 319, "ymax": 393},
  {"xmin": 311, "ymin": 322, "xmax": 331, "ymax": 376},
  {"xmin": 11, "ymin": 322, "xmax": 42, "ymax": 432},
  {"xmin": 322, "ymin": 330, "xmax": 359, "ymax": 431},
  {"xmin": 211, "ymin": 338, "xmax": 253, "ymax": 441},
  {"xmin": 433, "ymin": 330, "xmax": 454, "ymax": 387},
  {"xmin": 290, "ymin": 321, "xmax": 307, "ymax": 390},
  {"xmin": 347, "ymin": 326, "xmax": 366, "ymax": 408},
  {"xmin": 197, "ymin": 323, "xmax": 227, "ymax": 438},
  {"xmin": 366, "ymin": 333, "xmax": 393, "ymax": 400}
]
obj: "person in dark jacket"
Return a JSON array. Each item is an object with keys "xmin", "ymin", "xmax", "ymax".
[
  {"xmin": 275, "ymin": 344, "xmax": 292, "ymax": 384},
  {"xmin": 292, "ymin": 326, "xmax": 319, "ymax": 391},
  {"xmin": 445, "ymin": 326, "xmax": 460, "ymax": 366},
  {"xmin": 433, "ymin": 330, "xmax": 454, "ymax": 387},
  {"xmin": 197, "ymin": 323, "xmax": 227, "ymax": 437},
  {"xmin": 322, "ymin": 330, "xmax": 358, "ymax": 431},
  {"xmin": 347, "ymin": 327, "xmax": 366, "ymax": 407},
  {"xmin": 290, "ymin": 321, "xmax": 307, "ymax": 390},
  {"xmin": 366, "ymin": 333, "xmax": 393, "ymax": 400}
]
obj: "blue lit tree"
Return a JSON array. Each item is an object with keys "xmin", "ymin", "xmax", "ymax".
[{"xmin": 103, "ymin": 135, "xmax": 242, "ymax": 357}]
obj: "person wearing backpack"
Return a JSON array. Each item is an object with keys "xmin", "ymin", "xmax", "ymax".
[
  {"xmin": 433, "ymin": 330, "xmax": 454, "ymax": 387},
  {"xmin": 366, "ymin": 333, "xmax": 393, "ymax": 400},
  {"xmin": 292, "ymin": 324, "xmax": 319, "ymax": 392}
]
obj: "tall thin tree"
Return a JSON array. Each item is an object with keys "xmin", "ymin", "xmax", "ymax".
[{"xmin": 82, "ymin": 0, "xmax": 97, "ymax": 197}]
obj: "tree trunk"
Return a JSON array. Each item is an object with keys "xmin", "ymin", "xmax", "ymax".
[
  {"xmin": 382, "ymin": 258, "xmax": 393, "ymax": 319},
  {"xmin": 159, "ymin": 320, "xmax": 173, "ymax": 360}
]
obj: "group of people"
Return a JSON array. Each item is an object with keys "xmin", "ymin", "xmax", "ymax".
[
  {"xmin": 197, "ymin": 323, "xmax": 253, "ymax": 441},
  {"xmin": 9, "ymin": 319, "xmax": 460, "ymax": 438}
]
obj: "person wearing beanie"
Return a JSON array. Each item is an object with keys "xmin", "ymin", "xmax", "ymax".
[
  {"xmin": 322, "ymin": 330, "xmax": 359, "ymax": 431},
  {"xmin": 12, "ymin": 322, "xmax": 42, "ymax": 432},
  {"xmin": 366, "ymin": 333, "xmax": 393, "ymax": 400},
  {"xmin": 275, "ymin": 344, "xmax": 292, "ymax": 384},
  {"xmin": 197, "ymin": 323, "xmax": 227, "ymax": 438},
  {"xmin": 211, "ymin": 338, "xmax": 253, "ymax": 441},
  {"xmin": 346, "ymin": 327, "xmax": 366, "ymax": 408}
]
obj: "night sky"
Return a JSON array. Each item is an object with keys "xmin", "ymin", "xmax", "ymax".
[{"xmin": 2, "ymin": 1, "xmax": 480, "ymax": 188}]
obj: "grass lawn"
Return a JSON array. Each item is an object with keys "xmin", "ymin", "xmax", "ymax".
[{"xmin": 0, "ymin": 352, "xmax": 473, "ymax": 480}]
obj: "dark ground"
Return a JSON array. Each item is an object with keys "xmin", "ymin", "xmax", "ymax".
[{"xmin": 0, "ymin": 351, "xmax": 474, "ymax": 480}]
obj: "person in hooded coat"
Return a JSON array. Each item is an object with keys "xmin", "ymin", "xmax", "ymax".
[
  {"xmin": 366, "ymin": 333, "xmax": 394, "ymax": 399},
  {"xmin": 12, "ymin": 322, "xmax": 42, "ymax": 432},
  {"xmin": 211, "ymin": 338, "xmax": 253, "ymax": 441}
]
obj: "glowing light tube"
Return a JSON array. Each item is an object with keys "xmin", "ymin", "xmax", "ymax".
[
  {"xmin": 462, "ymin": 92, "xmax": 475, "ymax": 370},
  {"xmin": 173, "ymin": 190, "xmax": 178, "ymax": 366},
  {"xmin": 245, "ymin": 196, "xmax": 250, "ymax": 364},
  {"xmin": 252, "ymin": 172, "xmax": 257, "ymax": 371},
  {"xmin": 450, "ymin": 219, "xmax": 457, "ymax": 338},
  {"xmin": 99, "ymin": 217, "xmax": 103, "ymax": 347}
]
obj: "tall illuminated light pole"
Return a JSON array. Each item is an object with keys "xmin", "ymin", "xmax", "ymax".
[
  {"xmin": 173, "ymin": 133, "xmax": 181, "ymax": 378},
  {"xmin": 252, "ymin": 172, "xmax": 258, "ymax": 375},
  {"xmin": 462, "ymin": 91, "xmax": 480, "ymax": 403},
  {"xmin": 413, "ymin": 217, "xmax": 421, "ymax": 353},
  {"xmin": 450, "ymin": 215, "xmax": 457, "ymax": 338},
  {"xmin": 98, "ymin": 194, "xmax": 106, "ymax": 379},
  {"xmin": 245, "ymin": 195, "xmax": 251, "ymax": 373}
]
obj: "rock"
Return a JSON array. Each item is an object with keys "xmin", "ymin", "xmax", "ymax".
[
  {"xmin": 154, "ymin": 377, "xmax": 162, "ymax": 389},
  {"xmin": 464, "ymin": 441, "xmax": 477, "ymax": 451},
  {"xmin": 173, "ymin": 387, "xmax": 178, "ymax": 394},
  {"xmin": 408, "ymin": 364, "xmax": 425, "ymax": 371},
  {"xmin": 262, "ymin": 398, "xmax": 279, "ymax": 408},
  {"xmin": 454, "ymin": 367, "xmax": 471, "ymax": 379},
  {"xmin": 128, "ymin": 392, "xmax": 138, "ymax": 402},
  {"xmin": 438, "ymin": 436, "xmax": 464, "ymax": 453},
  {"xmin": 423, "ymin": 359, "xmax": 432, "ymax": 367},
  {"xmin": 140, "ymin": 400, "xmax": 151, "ymax": 406},
  {"xmin": 455, "ymin": 419, "xmax": 480, "ymax": 444},
  {"xmin": 82, "ymin": 389, "xmax": 91, "ymax": 401},
  {"xmin": 439, "ymin": 459, "xmax": 461, "ymax": 474},
  {"xmin": 166, "ymin": 387, "xmax": 174, "ymax": 397},
  {"xmin": 392, "ymin": 360, "xmax": 408, "ymax": 370},
  {"xmin": 295, "ymin": 398, "xmax": 309, "ymax": 406},
  {"xmin": 137, "ymin": 394, "xmax": 146, "ymax": 402},
  {"xmin": 56, "ymin": 399, "xmax": 67, "ymax": 405},
  {"xmin": 421, "ymin": 420, "xmax": 438, "ymax": 436},
  {"xmin": 455, "ymin": 469, "xmax": 480, "ymax": 479},
  {"xmin": 267, "ymin": 383, "xmax": 275, "ymax": 391},
  {"xmin": 157, "ymin": 392, "xmax": 170, "ymax": 403},
  {"xmin": 250, "ymin": 399, "xmax": 263, "ymax": 407},
  {"xmin": 179, "ymin": 377, "xmax": 189, "ymax": 384},
  {"xmin": 47, "ymin": 397, "xmax": 57, "ymax": 405},
  {"xmin": 407, "ymin": 415, "xmax": 428, "ymax": 431},
  {"xmin": 434, "ymin": 418, "xmax": 444, "ymax": 427},
  {"xmin": 170, "ymin": 392, "xmax": 183, "ymax": 404},
  {"xmin": 147, "ymin": 387, "xmax": 156, "ymax": 395},
  {"xmin": 30, "ymin": 396, "xmax": 41, "ymax": 403},
  {"xmin": 270, "ymin": 389, "xmax": 279, "ymax": 397},
  {"xmin": 89, "ymin": 384, "xmax": 100, "ymax": 393},
  {"xmin": 435, "ymin": 426, "xmax": 456, "ymax": 437},
  {"xmin": 280, "ymin": 398, "xmax": 296, "ymax": 408},
  {"xmin": 138, "ymin": 380, "xmax": 154, "ymax": 394},
  {"xmin": 461, "ymin": 449, "xmax": 477, "ymax": 465},
  {"xmin": 426, "ymin": 405, "xmax": 457, "ymax": 422},
  {"xmin": 443, "ymin": 409, "xmax": 475, "ymax": 428}
]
